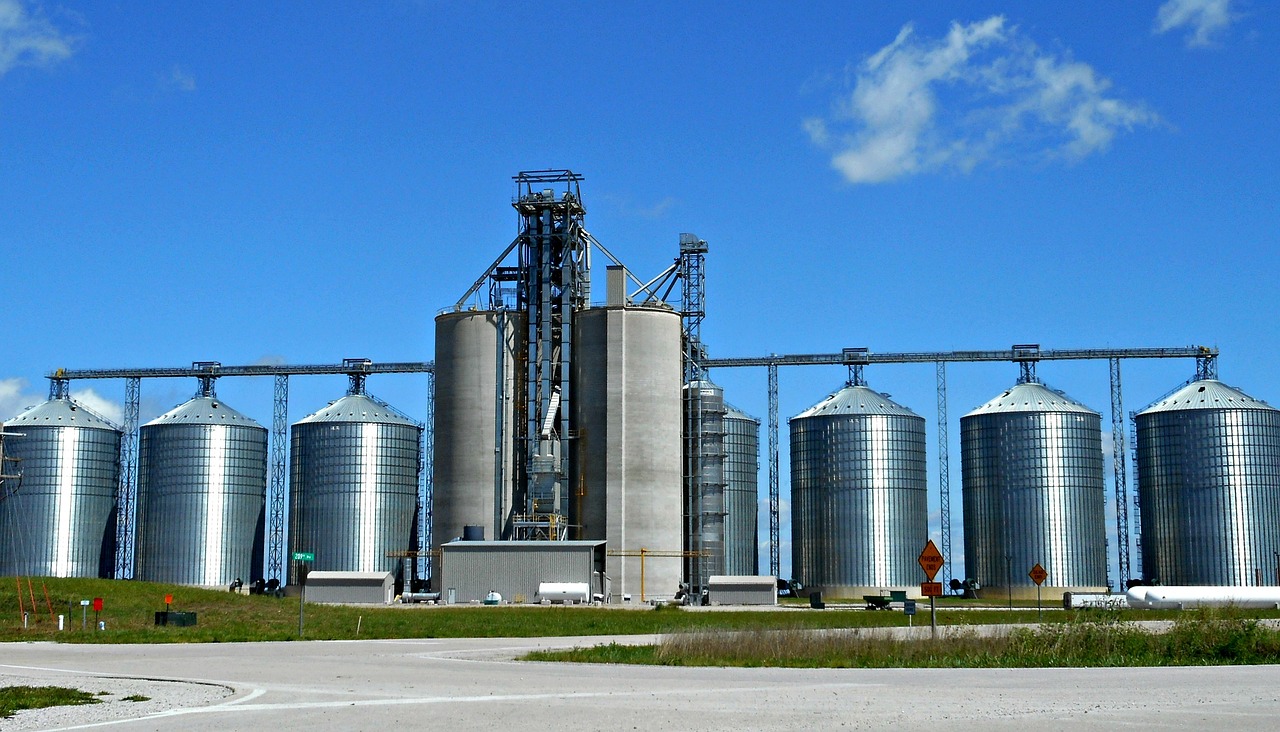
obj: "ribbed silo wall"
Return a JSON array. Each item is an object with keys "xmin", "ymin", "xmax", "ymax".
[
  {"xmin": 790, "ymin": 397, "xmax": 927, "ymax": 594},
  {"xmin": 683, "ymin": 381, "xmax": 726, "ymax": 588},
  {"xmin": 289, "ymin": 400, "xmax": 422, "ymax": 583},
  {"xmin": 961, "ymin": 391, "xmax": 1108, "ymax": 599},
  {"xmin": 0, "ymin": 401, "xmax": 120, "ymax": 578},
  {"xmin": 572, "ymin": 306, "xmax": 682, "ymax": 602},
  {"xmin": 432, "ymin": 310, "xmax": 521, "ymax": 553},
  {"xmin": 723, "ymin": 406, "xmax": 760, "ymax": 576},
  {"xmin": 135, "ymin": 417, "xmax": 267, "ymax": 586},
  {"xmin": 1136, "ymin": 381, "xmax": 1280, "ymax": 586}
]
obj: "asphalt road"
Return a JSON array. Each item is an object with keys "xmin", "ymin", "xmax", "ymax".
[{"xmin": 3, "ymin": 635, "xmax": 1280, "ymax": 730}]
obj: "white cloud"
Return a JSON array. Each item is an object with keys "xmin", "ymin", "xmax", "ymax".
[
  {"xmin": 166, "ymin": 64, "xmax": 196, "ymax": 92},
  {"xmin": 0, "ymin": 376, "xmax": 123, "ymax": 425},
  {"xmin": 805, "ymin": 16, "xmax": 1158, "ymax": 184},
  {"xmin": 70, "ymin": 387, "xmax": 124, "ymax": 424},
  {"xmin": 0, "ymin": 0, "xmax": 75, "ymax": 77},
  {"xmin": 1154, "ymin": 0, "xmax": 1236, "ymax": 47}
]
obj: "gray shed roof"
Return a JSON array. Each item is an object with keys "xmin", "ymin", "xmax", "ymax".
[
  {"xmin": 294, "ymin": 393, "xmax": 419, "ymax": 427},
  {"xmin": 5, "ymin": 397, "xmax": 120, "ymax": 432},
  {"xmin": 1138, "ymin": 380, "xmax": 1275, "ymax": 415},
  {"xmin": 145, "ymin": 396, "xmax": 265, "ymax": 428},
  {"xmin": 791, "ymin": 384, "xmax": 921, "ymax": 420},
  {"xmin": 964, "ymin": 382, "xmax": 1097, "ymax": 417}
]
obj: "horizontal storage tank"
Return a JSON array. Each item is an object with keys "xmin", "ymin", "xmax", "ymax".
[
  {"xmin": 432, "ymin": 310, "xmax": 522, "ymax": 554},
  {"xmin": 135, "ymin": 394, "xmax": 267, "ymax": 586},
  {"xmin": 0, "ymin": 397, "xmax": 121, "ymax": 578},
  {"xmin": 790, "ymin": 381, "xmax": 928, "ymax": 596},
  {"xmin": 573, "ymin": 305, "xmax": 683, "ymax": 602},
  {"xmin": 723, "ymin": 402, "xmax": 760, "ymax": 576},
  {"xmin": 961, "ymin": 381, "xmax": 1108, "ymax": 600},
  {"xmin": 290, "ymin": 391, "xmax": 422, "ymax": 584},
  {"xmin": 1136, "ymin": 379, "xmax": 1280, "ymax": 586},
  {"xmin": 683, "ymin": 380, "xmax": 726, "ymax": 590}
]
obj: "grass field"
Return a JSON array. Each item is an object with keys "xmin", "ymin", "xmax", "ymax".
[
  {"xmin": 526, "ymin": 609, "xmax": 1280, "ymax": 668},
  {"xmin": 3, "ymin": 576, "xmax": 1275, "ymax": 647}
]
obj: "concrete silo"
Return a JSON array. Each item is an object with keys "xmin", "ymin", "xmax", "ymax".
[
  {"xmin": 790, "ymin": 381, "xmax": 928, "ymax": 596},
  {"xmin": 135, "ymin": 392, "xmax": 267, "ymax": 586},
  {"xmin": 1136, "ymin": 379, "xmax": 1280, "ymax": 586},
  {"xmin": 289, "ymin": 390, "xmax": 422, "ymax": 584},
  {"xmin": 431, "ymin": 310, "xmax": 521, "ymax": 551},
  {"xmin": 961, "ymin": 381, "xmax": 1108, "ymax": 600},
  {"xmin": 0, "ymin": 397, "xmax": 120, "ymax": 578},
  {"xmin": 572, "ymin": 305, "xmax": 683, "ymax": 602}
]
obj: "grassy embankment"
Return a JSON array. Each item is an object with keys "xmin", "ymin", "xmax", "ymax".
[{"xmin": 526, "ymin": 608, "xmax": 1280, "ymax": 668}]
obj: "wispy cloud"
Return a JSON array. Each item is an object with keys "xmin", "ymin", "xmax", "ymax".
[
  {"xmin": 165, "ymin": 64, "xmax": 196, "ymax": 92},
  {"xmin": 0, "ymin": 377, "xmax": 122, "ymax": 424},
  {"xmin": 0, "ymin": 0, "xmax": 76, "ymax": 77},
  {"xmin": 1154, "ymin": 0, "xmax": 1236, "ymax": 47},
  {"xmin": 805, "ymin": 16, "xmax": 1158, "ymax": 184},
  {"xmin": 599, "ymin": 193, "xmax": 678, "ymax": 220}
]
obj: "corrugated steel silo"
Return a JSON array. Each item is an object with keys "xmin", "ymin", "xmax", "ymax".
[
  {"xmin": 0, "ymin": 398, "xmax": 120, "ymax": 578},
  {"xmin": 1136, "ymin": 380, "xmax": 1280, "ymax": 586},
  {"xmin": 572, "ymin": 305, "xmax": 683, "ymax": 601},
  {"xmin": 290, "ymin": 392, "xmax": 422, "ymax": 583},
  {"xmin": 724, "ymin": 402, "xmax": 760, "ymax": 576},
  {"xmin": 961, "ymin": 381, "xmax": 1108, "ymax": 599},
  {"xmin": 683, "ymin": 380, "xmax": 726, "ymax": 589},
  {"xmin": 135, "ymin": 395, "xmax": 267, "ymax": 586},
  {"xmin": 790, "ymin": 382, "xmax": 928, "ymax": 595},
  {"xmin": 432, "ymin": 310, "xmax": 522, "ymax": 553}
]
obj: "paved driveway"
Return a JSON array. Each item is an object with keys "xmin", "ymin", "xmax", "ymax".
[{"xmin": 3, "ymin": 635, "xmax": 1280, "ymax": 730}]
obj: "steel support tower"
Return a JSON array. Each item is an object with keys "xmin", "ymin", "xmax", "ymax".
[{"xmin": 936, "ymin": 361, "xmax": 952, "ymax": 588}]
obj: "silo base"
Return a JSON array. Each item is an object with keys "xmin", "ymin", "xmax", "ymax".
[{"xmin": 976, "ymin": 585, "xmax": 1108, "ymax": 603}]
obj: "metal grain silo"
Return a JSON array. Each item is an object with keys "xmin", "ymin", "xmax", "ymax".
[
  {"xmin": 572, "ymin": 305, "xmax": 683, "ymax": 602},
  {"xmin": 431, "ymin": 310, "xmax": 522, "ymax": 552},
  {"xmin": 961, "ymin": 381, "xmax": 1108, "ymax": 599},
  {"xmin": 290, "ymin": 391, "xmax": 422, "ymax": 583},
  {"xmin": 0, "ymin": 397, "xmax": 120, "ymax": 578},
  {"xmin": 1136, "ymin": 380, "xmax": 1280, "ymax": 586},
  {"xmin": 790, "ymin": 381, "xmax": 928, "ymax": 596},
  {"xmin": 723, "ymin": 402, "xmax": 760, "ymax": 576},
  {"xmin": 135, "ymin": 393, "xmax": 267, "ymax": 586},
  {"xmin": 683, "ymin": 380, "xmax": 727, "ymax": 590}
]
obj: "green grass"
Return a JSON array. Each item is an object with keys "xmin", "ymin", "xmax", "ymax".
[
  {"xmin": 4, "ymin": 577, "xmax": 1276, "ymax": 647},
  {"xmin": 526, "ymin": 608, "xmax": 1280, "ymax": 668},
  {"xmin": 0, "ymin": 686, "xmax": 101, "ymax": 719}
]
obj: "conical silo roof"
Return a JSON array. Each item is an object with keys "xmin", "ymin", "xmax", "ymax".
[
  {"xmin": 792, "ymin": 384, "xmax": 920, "ymax": 419},
  {"xmin": 294, "ymin": 393, "xmax": 418, "ymax": 426},
  {"xmin": 1137, "ymin": 379, "xmax": 1275, "ymax": 415},
  {"xmin": 964, "ymin": 382, "xmax": 1097, "ymax": 418},
  {"xmin": 144, "ymin": 396, "xmax": 264, "ymax": 428},
  {"xmin": 725, "ymin": 402, "xmax": 760, "ymax": 423},
  {"xmin": 6, "ymin": 397, "xmax": 120, "ymax": 431}
]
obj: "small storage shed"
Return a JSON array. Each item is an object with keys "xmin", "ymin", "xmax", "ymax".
[
  {"xmin": 304, "ymin": 571, "xmax": 396, "ymax": 604},
  {"xmin": 707, "ymin": 575, "xmax": 778, "ymax": 606},
  {"xmin": 439, "ymin": 540, "xmax": 607, "ymax": 604}
]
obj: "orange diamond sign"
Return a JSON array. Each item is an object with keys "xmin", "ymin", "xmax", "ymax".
[
  {"xmin": 1029, "ymin": 563, "xmax": 1048, "ymax": 586},
  {"xmin": 918, "ymin": 540, "xmax": 944, "ymax": 581}
]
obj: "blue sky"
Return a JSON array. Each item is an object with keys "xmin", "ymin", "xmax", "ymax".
[{"xmin": 2, "ymin": 1, "xmax": 1275, "ymax": 584}]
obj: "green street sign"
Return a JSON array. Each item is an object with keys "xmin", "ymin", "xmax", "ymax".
[{"xmin": 292, "ymin": 552, "xmax": 315, "ymax": 562}]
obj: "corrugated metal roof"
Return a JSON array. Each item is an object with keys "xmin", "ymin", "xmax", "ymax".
[
  {"xmin": 791, "ymin": 384, "xmax": 921, "ymax": 420},
  {"xmin": 964, "ymin": 382, "xmax": 1098, "ymax": 417},
  {"xmin": 145, "ymin": 396, "xmax": 265, "ymax": 428},
  {"xmin": 725, "ymin": 402, "xmax": 760, "ymax": 423},
  {"xmin": 5, "ymin": 397, "xmax": 121, "ymax": 431},
  {"xmin": 1138, "ymin": 379, "xmax": 1276, "ymax": 415},
  {"xmin": 294, "ymin": 393, "xmax": 419, "ymax": 426}
]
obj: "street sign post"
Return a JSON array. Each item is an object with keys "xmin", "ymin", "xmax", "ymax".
[
  {"xmin": 1029, "ymin": 563, "xmax": 1048, "ymax": 620},
  {"xmin": 918, "ymin": 541, "xmax": 945, "ymax": 638}
]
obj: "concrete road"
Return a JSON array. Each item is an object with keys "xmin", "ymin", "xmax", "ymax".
[{"xmin": 3, "ymin": 635, "xmax": 1280, "ymax": 730}]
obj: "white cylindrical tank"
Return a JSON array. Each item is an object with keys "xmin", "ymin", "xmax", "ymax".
[
  {"xmin": 572, "ymin": 305, "xmax": 682, "ymax": 603},
  {"xmin": 1126, "ymin": 585, "xmax": 1280, "ymax": 609}
]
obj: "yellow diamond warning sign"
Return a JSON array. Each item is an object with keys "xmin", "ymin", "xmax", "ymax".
[
  {"xmin": 1029, "ymin": 563, "xmax": 1048, "ymax": 586},
  {"xmin": 918, "ymin": 540, "xmax": 944, "ymax": 581}
]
